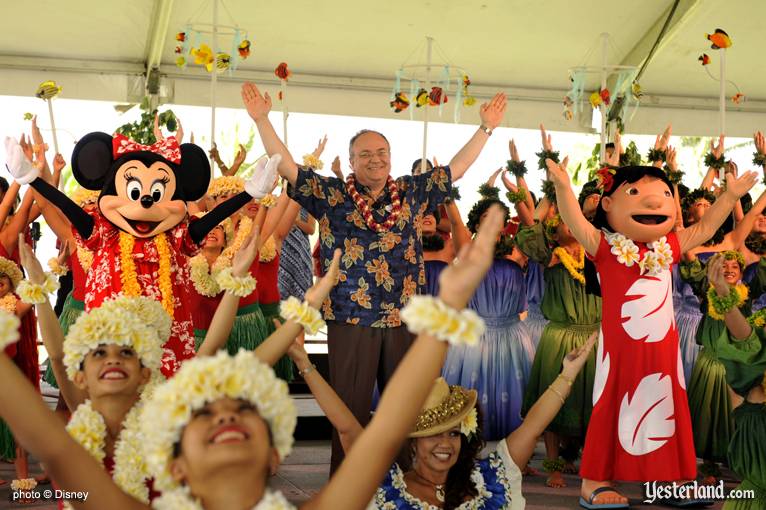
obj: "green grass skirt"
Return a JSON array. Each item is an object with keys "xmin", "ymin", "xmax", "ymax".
[{"xmin": 687, "ymin": 348, "xmax": 733, "ymax": 462}]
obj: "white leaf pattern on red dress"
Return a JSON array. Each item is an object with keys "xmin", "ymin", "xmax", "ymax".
[
  {"xmin": 676, "ymin": 346, "xmax": 686, "ymax": 390},
  {"xmin": 621, "ymin": 269, "xmax": 674, "ymax": 343},
  {"xmin": 593, "ymin": 328, "xmax": 610, "ymax": 406},
  {"xmin": 618, "ymin": 373, "xmax": 675, "ymax": 456}
]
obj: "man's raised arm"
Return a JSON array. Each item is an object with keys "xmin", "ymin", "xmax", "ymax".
[
  {"xmin": 448, "ymin": 92, "xmax": 507, "ymax": 180},
  {"xmin": 241, "ymin": 82, "xmax": 299, "ymax": 185}
]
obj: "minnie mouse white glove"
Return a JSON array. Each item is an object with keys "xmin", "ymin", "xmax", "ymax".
[
  {"xmin": 245, "ymin": 153, "xmax": 281, "ymax": 199},
  {"xmin": 4, "ymin": 137, "xmax": 40, "ymax": 185}
]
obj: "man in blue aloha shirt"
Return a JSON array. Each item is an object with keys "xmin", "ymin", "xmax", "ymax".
[{"xmin": 242, "ymin": 82, "xmax": 507, "ymax": 470}]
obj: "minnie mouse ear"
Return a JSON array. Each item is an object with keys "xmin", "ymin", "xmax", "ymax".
[
  {"xmin": 178, "ymin": 143, "xmax": 211, "ymax": 201},
  {"xmin": 72, "ymin": 132, "xmax": 113, "ymax": 190}
]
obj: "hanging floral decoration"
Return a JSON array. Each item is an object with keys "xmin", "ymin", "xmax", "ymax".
[{"xmin": 174, "ymin": 24, "xmax": 251, "ymax": 73}]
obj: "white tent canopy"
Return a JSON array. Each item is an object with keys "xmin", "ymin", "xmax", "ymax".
[{"xmin": 1, "ymin": 0, "xmax": 765, "ymax": 137}]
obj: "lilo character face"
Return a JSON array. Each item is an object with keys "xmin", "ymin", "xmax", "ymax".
[
  {"xmin": 0, "ymin": 274, "xmax": 11, "ymax": 298},
  {"xmin": 100, "ymin": 159, "xmax": 187, "ymax": 238},
  {"xmin": 687, "ymin": 198, "xmax": 712, "ymax": 224},
  {"xmin": 413, "ymin": 426, "xmax": 462, "ymax": 472},
  {"xmin": 601, "ymin": 175, "xmax": 676, "ymax": 243},
  {"xmin": 171, "ymin": 397, "xmax": 279, "ymax": 487},
  {"xmin": 74, "ymin": 344, "xmax": 151, "ymax": 398},
  {"xmin": 722, "ymin": 259, "xmax": 743, "ymax": 284}
]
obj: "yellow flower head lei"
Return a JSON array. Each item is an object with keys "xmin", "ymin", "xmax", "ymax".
[
  {"xmin": 118, "ymin": 232, "xmax": 174, "ymax": 317},
  {"xmin": 721, "ymin": 250, "xmax": 746, "ymax": 269},
  {"xmin": 0, "ymin": 310, "xmax": 20, "ymax": 351},
  {"xmin": 207, "ymin": 176, "xmax": 245, "ymax": 199},
  {"xmin": 553, "ymin": 246, "xmax": 585, "ymax": 285},
  {"xmin": 544, "ymin": 214, "xmax": 561, "ymax": 239},
  {"xmin": 70, "ymin": 187, "xmax": 100, "ymax": 208},
  {"xmin": 63, "ymin": 297, "xmax": 164, "ymax": 381},
  {"xmin": 141, "ymin": 350, "xmax": 297, "ymax": 494},
  {"xmin": 0, "ymin": 256, "xmax": 23, "ymax": 289}
]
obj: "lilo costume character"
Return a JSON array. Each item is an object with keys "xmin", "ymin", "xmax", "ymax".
[
  {"xmin": 3, "ymin": 135, "xmax": 280, "ymax": 377},
  {"xmin": 443, "ymin": 186, "xmax": 535, "ymax": 439},
  {"xmin": 547, "ymin": 160, "xmax": 755, "ymax": 508}
]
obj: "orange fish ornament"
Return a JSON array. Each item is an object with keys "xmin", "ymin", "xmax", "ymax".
[
  {"xmin": 415, "ymin": 88, "xmax": 429, "ymax": 107},
  {"xmin": 176, "ymin": 32, "xmax": 186, "ymax": 42},
  {"xmin": 390, "ymin": 92, "xmax": 410, "ymax": 113},
  {"xmin": 238, "ymin": 40, "xmax": 252, "ymax": 59},
  {"xmin": 428, "ymin": 87, "xmax": 447, "ymax": 106},
  {"xmin": 706, "ymin": 29, "xmax": 732, "ymax": 50},
  {"xmin": 698, "ymin": 53, "xmax": 711, "ymax": 65},
  {"xmin": 599, "ymin": 88, "xmax": 611, "ymax": 106},
  {"xmin": 275, "ymin": 62, "xmax": 291, "ymax": 81},
  {"xmin": 732, "ymin": 93, "xmax": 745, "ymax": 104}
]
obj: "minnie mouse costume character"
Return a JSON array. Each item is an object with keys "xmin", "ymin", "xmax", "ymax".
[
  {"xmin": 4, "ymin": 134, "xmax": 279, "ymax": 377},
  {"xmin": 547, "ymin": 160, "xmax": 757, "ymax": 509}
]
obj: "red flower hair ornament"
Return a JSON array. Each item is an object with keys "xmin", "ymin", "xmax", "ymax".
[{"xmin": 596, "ymin": 166, "xmax": 617, "ymax": 193}]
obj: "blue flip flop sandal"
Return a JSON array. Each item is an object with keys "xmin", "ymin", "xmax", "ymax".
[{"xmin": 579, "ymin": 486, "xmax": 630, "ymax": 509}]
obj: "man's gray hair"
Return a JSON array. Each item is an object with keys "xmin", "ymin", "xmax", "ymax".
[{"xmin": 348, "ymin": 130, "xmax": 390, "ymax": 158}]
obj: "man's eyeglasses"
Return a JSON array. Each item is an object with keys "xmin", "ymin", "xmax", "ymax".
[{"xmin": 357, "ymin": 150, "xmax": 390, "ymax": 161}]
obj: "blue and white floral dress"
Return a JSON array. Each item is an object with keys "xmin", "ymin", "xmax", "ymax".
[{"xmin": 370, "ymin": 440, "xmax": 523, "ymax": 510}]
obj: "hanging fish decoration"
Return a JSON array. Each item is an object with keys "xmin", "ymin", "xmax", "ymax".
[
  {"xmin": 176, "ymin": 56, "xmax": 186, "ymax": 68},
  {"xmin": 706, "ymin": 28, "xmax": 732, "ymax": 50},
  {"xmin": 599, "ymin": 88, "xmax": 611, "ymax": 106},
  {"xmin": 390, "ymin": 92, "xmax": 410, "ymax": 112},
  {"xmin": 275, "ymin": 62, "xmax": 291, "ymax": 81},
  {"xmin": 176, "ymin": 32, "xmax": 186, "ymax": 42},
  {"xmin": 589, "ymin": 91, "xmax": 602, "ymax": 108},
  {"xmin": 192, "ymin": 44, "xmax": 214, "ymax": 67},
  {"xmin": 428, "ymin": 86, "xmax": 447, "ymax": 106},
  {"xmin": 631, "ymin": 82, "xmax": 643, "ymax": 100},
  {"xmin": 732, "ymin": 93, "xmax": 745, "ymax": 104},
  {"xmin": 238, "ymin": 40, "xmax": 252, "ymax": 59},
  {"xmin": 461, "ymin": 74, "xmax": 476, "ymax": 106},
  {"xmin": 562, "ymin": 95, "xmax": 574, "ymax": 120},
  {"xmin": 23, "ymin": 113, "xmax": 33, "ymax": 121},
  {"xmin": 209, "ymin": 53, "xmax": 230, "ymax": 73},
  {"xmin": 36, "ymin": 80, "xmax": 62, "ymax": 100},
  {"xmin": 415, "ymin": 88, "xmax": 429, "ymax": 107},
  {"xmin": 698, "ymin": 53, "xmax": 711, "ymax": 65}
]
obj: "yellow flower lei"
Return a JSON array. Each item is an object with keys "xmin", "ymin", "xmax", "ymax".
[
  {"xmin": 707, "ymin": 283, "xmax": 748, "ymax": 320},
  {"xmin": 0, "ymin": 294, "xmax": 17, "ymax": 314},
  {"xmin": 259, "ymin": 236, "xmax": 277, "ymax": 263},
  {"xmin": 189, "ymin": 255, "xmax": 223, "ymax": 297},
  {"xmin": 48, "ymin": 257, "xmax": 69, "ymax": 277},
  {"xmin": 76, "ymin": 245, "xmax": 94, "ymax": 272},
  {"xmin": 66, "ymin": 400, "xmax": 150, "ymax": 503},
  {"xmin": 0, "ymin": 310, "xmax": 20, "ymax": 350},
  {"xmin": 207, "ymin": 176, "xmax": 245, "ymax": 198},
  {"xmin": 553, "ymin": 246, "xmax": 585, "ymax": 285},
  {"xmin": 219, "ymin": 216, "xmax": 254, "ymax": 266},
  {"xmin": 118, "ymin": 232, "xmax": 174, "ymax": 317}
]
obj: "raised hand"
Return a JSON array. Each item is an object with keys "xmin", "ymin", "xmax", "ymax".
[
  {"xmin": 52, "ymin": 153, "xmax": 65, "ymax": 174},
  {"xmin": 710, "ymin": 134, "xmax": 725, "ymax": 159},
  {"xmin": 654, "ymin": 124, "xmax": 672, "ymax": 151},
  {"xmin": 305, "ymin": 249, "xmax": 341, "ymax": 308},
  {"xmin": 666, "ymin": 146, "xmax": 678, "ymax": 171},
  {"xmin": 231, "ymin": 227, "xmax": 261, "ymax": 277},
  {"xmin": 438, "ymin": 204, "xmax": 504, "ymax": 309},
  {"xmin": 500, "ymin": 172, "xmax": 519, "ymax": 193},
  {"xmin": 545, "ymin": 156, "xmax": 571, "ymax": 188},
  {"xmin": 509, "ymin": 139, "xmax": 521, "ymax": 162},
  {"xmin": 755, "ymin": 131, "xmax": 766, "ymax": 155},
  {"xmin": 175, "ymin": 118, "xmax": 184, "ymax": 143},
  {"xmin": 4, "ymin": 137, "xmax": 39, "ymax": 185},
  {"xmin": 487, "ymin": 167, "xmax": 503, "ymax": 187},
  {"xmin": 241, "ymin": 82, "xmax": 273, "ymax": 121},
  {"xmin": 153, "ymin": 113, "xmax": 164, "ymax": 142},
  {"xmin": 18, "ymin": 235, "xmax": 45, "ymax": 285},
  {"xmin": 562, "ymin": 330, "xmax": 598, "ymax": 380},
  {"xmin": 312, "ymin": 136, "xmax": 328, "ymax": 158},
  {"xmin": 706, "ymin": 255, "xmax": 729, "ymax": 295},
  {"xmin": 286, "ymin": 335, "xmax": 311, "ymax": 367},
  {"xmin": 233, "ymin": 144, "xmax": 247, "ymax": 166},
  {"xmin": 605, "ymin": 131, "xmax": 621, "ymax": 166},
  {"xmin": 331, "ymin": 156, "xmax": 344, "ymax": 180},
  {"xmin": 56, "ymin": 240, "xmax": 70, "ymax": 267},
  {"xmin": 479, "ymin": 93, "xmax": 507, "ymax": 130},
  {"xmin": 724, "ymin": 170, "xmax": 758, "ymax": 199},
  {"xmin": 245, "ymin": 154, "xmax": 281, "ymax": 198},
  {"xmin": 19, "ymin": 134, "xmax": 33, "ymax": 162},
  {"xmin": 540, "ymin": 124, "xmax": 553, "ymax": 151},
  {"xmin": 725, "ymin": 161, "xmax": 738, "ymax": 178}
]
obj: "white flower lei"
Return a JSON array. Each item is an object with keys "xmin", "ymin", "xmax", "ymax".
[
  {"xmin": 152, "ymin": 487, "xmax": 295, "ymax": 510},
  {"xmin": 0, "ymin": 310, "xmax": 20, "ymax": 350},
  {"xmin": 66, "ymin": 400, "xmax": 150, "ymax": 505},
  {"xmin": 189, "ymin": 255, "xmax": 225, "ymax": 297},
  {"xmin": 604, "ymin": 231, "xmax": 673, "ymax": 277},
  {"xmin": 400, "ymin": 296, "xmax": 485, "ymax": 346}
]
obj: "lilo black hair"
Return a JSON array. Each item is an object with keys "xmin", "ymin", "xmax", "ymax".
[{"xmin": 586, "ymin": 165, "xmax": 675, "ymax": 296}]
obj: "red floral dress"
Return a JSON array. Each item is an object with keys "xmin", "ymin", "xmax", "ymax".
[
  {"xmin": 74, "ymin": 210, "xmax": 199, "ymax": 377},
  {"xmin": 581, "ymin": 232, "xmax": 696, "ymax": 481}
]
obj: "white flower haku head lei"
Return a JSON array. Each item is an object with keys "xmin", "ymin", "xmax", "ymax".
[
  {"xmin": 280, "ymin": 297, "xmax": 324, "ymax": 335},
  {"xmin": 141, "ymin": 350, "xmax": 297, "ymax": 497},
  {"xmin": 0, "ymin": 310, "xmax": 20, "ymax": 351},
  {"xmin": 63, "ymin": 296, "xmax": 165, "ymax": 381},
  {"xmin": 400, "ymin": 295, "xmax": 485, "ymax": 346},
  {"xmin": 605, "ymin": 232, "xmax": 672, "ymax": 277}
]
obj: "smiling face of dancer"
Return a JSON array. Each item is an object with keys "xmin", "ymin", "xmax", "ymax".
[
  {"xmin": 722, "ymin": 258, "xmax": 743, "ymax": 284},
  {"xmin": 349, "ymin": 131, "xmax": 392, "ymax": 195},
  {"xmin": 73, "ymin": 344, "xmax": 151, "ymax": 400},
  {"xmin": 170, "ymin": 397, "xmax": 279, "ymax": 504},
  {"xmin": 412, "ymin": 427, "xmax": 463, "ymax": 474}
]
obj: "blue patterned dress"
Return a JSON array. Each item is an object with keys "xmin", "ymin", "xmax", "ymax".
[
  {"xmin": 278, "ymin": 208, "xmax": 314, "ymax": 301},
  {"xmin": 442, "ymin": 259, "xmax": 535, "ymax": 439},
  {"xmin": 423, "ymin": 259, "xmax": 447, "ymax": 297},
  {"xmin": 370, "ymin": 440, "xmax": 522, "ymax": 509},
  {"xmin": 673, "ymin": 264, "xmax": 702, "ymax": 384},
  {"xmin": 524, "ymin": 260, "xmax": 547, "ymax": 349}
]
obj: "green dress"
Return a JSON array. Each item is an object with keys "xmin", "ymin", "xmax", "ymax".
[
  {"xmin": 43, "ymin": 292, "xmax": 85, "ymax": 389},
  {"xmin": 715, "ymin": 328, "xmax": 766, "ymax": 509},
  {"xmin": 516, "ymin": 223, "xmax": 601, "ymax": 438},
  {"xmin": 681, "ymin": 257, "xmax": 766, "ymax": 463}
]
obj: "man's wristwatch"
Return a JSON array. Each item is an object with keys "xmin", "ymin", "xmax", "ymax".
[{"xmin": 479, "ymin": 124, "xmax": 493, "ymax": 136}]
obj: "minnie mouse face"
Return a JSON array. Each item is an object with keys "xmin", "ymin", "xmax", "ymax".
[
  {"xmin": 72, "ymin": 133, "xmax": 210, "ymax": 238},
  {"xmin": 100, "ymin": 158, "xmax": 187, "ymax": 237}
]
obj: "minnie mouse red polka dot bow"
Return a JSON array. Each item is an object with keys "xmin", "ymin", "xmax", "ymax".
[{"xmin": 112, "ymin": 133, "xmax": 182, "ymax": 164}]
